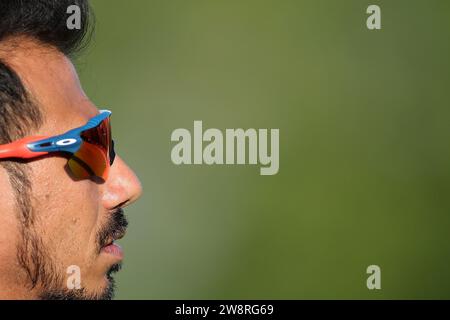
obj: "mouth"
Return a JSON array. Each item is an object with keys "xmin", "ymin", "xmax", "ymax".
[
  {"xmin": 100, "ymin": 232, "xmax": 125, "ymax": 260},
  {"xmin": 98, "ymin": 208, "xmax": 128, "ymax": 261}
]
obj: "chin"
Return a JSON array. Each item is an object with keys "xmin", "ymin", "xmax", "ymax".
[
  {"xmin": 39, "ymin": 281, "xmax": 115, "ymax": 300},
  {"xmin": 39, "ymin": 263, "xmax": 121, "ymax": 300}
]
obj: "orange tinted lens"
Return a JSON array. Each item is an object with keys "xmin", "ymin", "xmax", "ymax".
[
  {"xmin": 68, "ymin": 142, "xmax": 109, "ymax": 179},
  {"xmin": 67, "ymin": 117, "xmax": 111, "ymax": 179}
]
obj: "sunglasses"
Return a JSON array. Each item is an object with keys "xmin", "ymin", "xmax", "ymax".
[{"xmin": 0, "ymin": 110, "xmax": 115, "ymax": 180}]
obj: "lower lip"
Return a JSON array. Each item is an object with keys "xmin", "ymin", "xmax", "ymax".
[{"xmin": 101, "ymin": 242, "xmax": 124, "ymax": 259}]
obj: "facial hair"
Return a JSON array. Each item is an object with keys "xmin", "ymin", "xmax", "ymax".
[{"xmin": 16, "ymin": 205, "xmax": 128, "ymax": 300}]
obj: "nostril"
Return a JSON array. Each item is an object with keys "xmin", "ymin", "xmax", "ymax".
[{"xmin": 112, "ymin": 200, "xmax": 130, "ymax": 210}]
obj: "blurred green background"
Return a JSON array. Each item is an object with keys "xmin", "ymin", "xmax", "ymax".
[{"xmin": 77, "ymin": 0, "xmax": 450, "ymax": 299}]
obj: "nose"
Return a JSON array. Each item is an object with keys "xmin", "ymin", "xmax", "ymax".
[{"xmin": 102, "ymin": 155, "xmax": 143, "ymax": 210}]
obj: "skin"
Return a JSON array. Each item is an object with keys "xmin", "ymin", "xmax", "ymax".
[{"xmin": 0, "ymin": 38, "xmax": 142, "ymax": 299}]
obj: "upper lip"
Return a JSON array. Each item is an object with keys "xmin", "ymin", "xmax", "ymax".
[{"xmin": 103, "ymin": 230, "xmax": 126, "ymax": 247}]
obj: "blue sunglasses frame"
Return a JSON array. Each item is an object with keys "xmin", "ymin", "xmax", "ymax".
[{"xmin": 28, "ymin": 110, "xmax": 112, "ymax": 155}]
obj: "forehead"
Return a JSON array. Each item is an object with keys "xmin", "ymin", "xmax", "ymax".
[{"xmin": 1, "ymin": 38, "xmax": 98, "ymax": 135}]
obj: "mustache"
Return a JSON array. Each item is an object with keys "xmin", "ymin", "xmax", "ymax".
[{"xmin": 97, "ymin": 208, "xmax": 128, "ymax": 250}]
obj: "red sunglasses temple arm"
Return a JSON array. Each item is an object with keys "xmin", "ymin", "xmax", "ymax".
[{"xmin": 0, "ymin": 136, "xmax": 50, "ymax": 159}]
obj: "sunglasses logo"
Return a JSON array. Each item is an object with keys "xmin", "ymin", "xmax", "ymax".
[{"xmin": 56, "ymin": 138, "xmax": 78, "ymax": 146}]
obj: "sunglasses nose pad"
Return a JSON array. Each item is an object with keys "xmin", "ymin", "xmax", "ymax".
[{"xmin": 109, "ymin": 139, "xmax": 116, "ymax": 165}]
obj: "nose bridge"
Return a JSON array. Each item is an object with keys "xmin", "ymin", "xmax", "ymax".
[{"xmin": 103, "ymin": 155, "xmax": 142, "ymax": 209}]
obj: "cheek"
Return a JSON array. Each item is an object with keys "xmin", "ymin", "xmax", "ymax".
[
  {"xmin": 30, "ymin": 157, "xmax": 102, "ymax": 266},
  {"xmin": 0, "ymin": 167, "xmax": 24, "ymax": 284}
]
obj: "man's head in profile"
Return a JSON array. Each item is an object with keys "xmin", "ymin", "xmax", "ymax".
[{"xmin": 0, "ymin": 0, "xmax": 142, "ymax": 299}]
